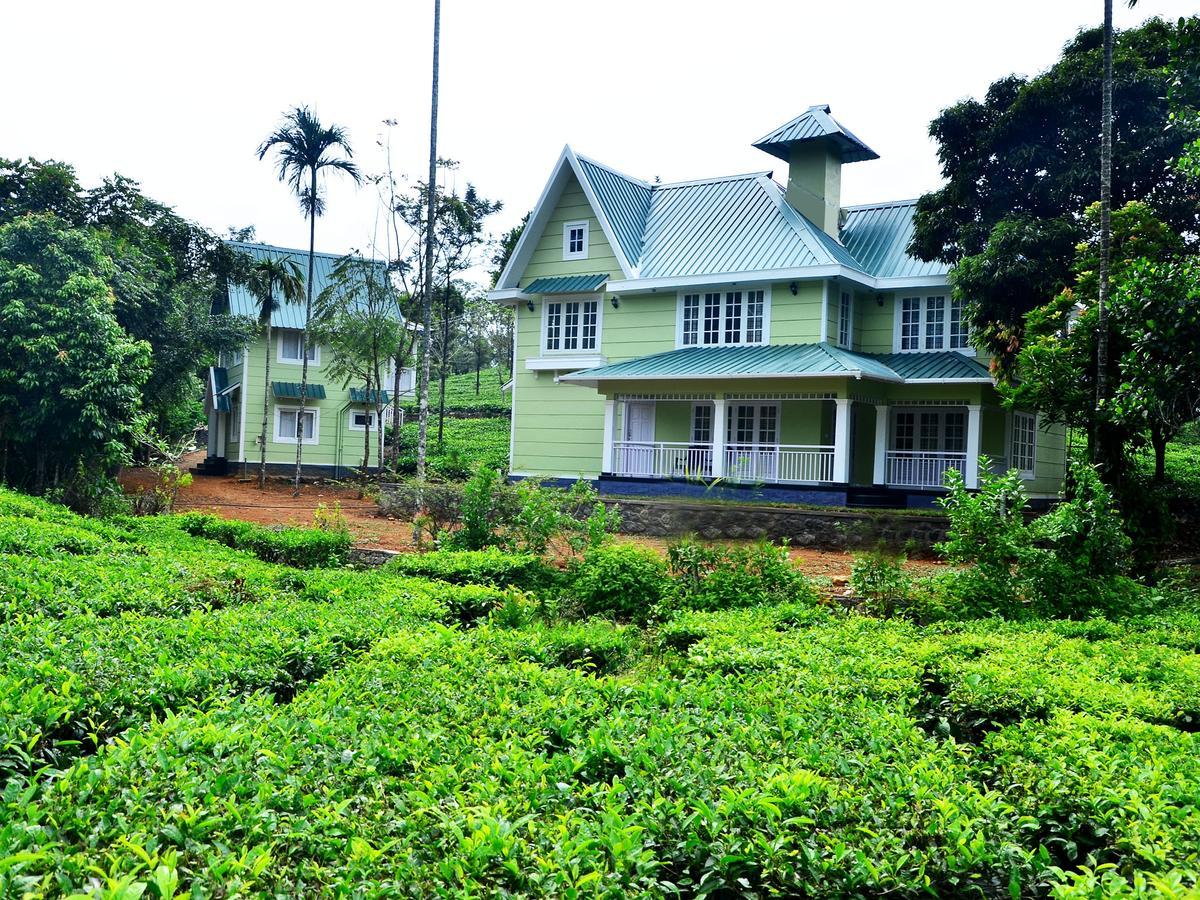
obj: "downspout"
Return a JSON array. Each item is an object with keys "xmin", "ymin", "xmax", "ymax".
[{"xmin": 335, "ymin": 400, "xmax": 353, "ymax": 479}]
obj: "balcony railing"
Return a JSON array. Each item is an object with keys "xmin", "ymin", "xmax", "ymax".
[
  {"xmin": 612, "ymin": 441, "xmax": 835, "ymax": 484},
  {"xmin": 885, "ymin": 451, "xmax": 967, "ymax": 489},
  {"xmin": 613, "ymin": 441, "xmax": 713, "ymax": 479},
  {"xmin": 724, "ymin": 444, "xmax": 835, "ymax": 484}
]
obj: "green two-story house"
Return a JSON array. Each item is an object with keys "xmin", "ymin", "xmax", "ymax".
[
  {"xmin": 489, "ymin": 106, "xmax": 1066, "ymax": 507},
  {"xmin": 201, "ymin": 241, "xmax": 413, "ymax": 478}
]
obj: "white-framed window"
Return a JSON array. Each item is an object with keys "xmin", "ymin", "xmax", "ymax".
[
  {"xmin": 278, "ymin": 330, "xmax": 318, "ymax": 365},
  {"xmin": 349, "ymin": 410, "xmax": 378, "ymax": 432},
  {"xmin": 275, "ymin": 406, "xmax": 319, "ymax": 445},
  {"xmin": 543, "ymin": 297, "xmax": 600, "ymax": 352},
  {"xmin": 229, "ymin": 397, "xmax": 241, "ymax": 440},
  {"xmin": 1011, "ymin": 412, "xmax": 1036, "ymax": 475},
  {"xmin": 893, "ymin": 409, "xmax": 966, "ymax": 453},
  {"xmin": 726, "ymin": 403, "xmax": 778, "ymax": 447},
  {"xmin": 563, "ymin": 221, "xmax": 589, "ymax": 260},
  {"xmin": 838, "ymin": 290, "xmax": 852, "ymax": 348},
  {"xmin": 691, "ymin": 403, "xmax": 712, "ymax": 444},
  {"xmin": 895, "ymin": 294, "xmax": 970, "ymax": 352},
  {"xmin": 219, "ymin": 347, "xmax": 243, "ymax": 369},
  {"xmin": 678, "ymin": 288, "xmax": 770, "ymax": 347}
]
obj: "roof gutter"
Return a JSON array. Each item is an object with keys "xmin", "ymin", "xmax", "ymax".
[
  {"xmin": 560, "ymin": 369, "xmax": 905, "ymax": 385},
  {"xmin": 603, "ymin": 264, "xmax": 950, "ymax": 296}
]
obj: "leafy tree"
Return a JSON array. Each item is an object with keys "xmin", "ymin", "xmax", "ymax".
[
  {"xmin": 245, "ymin": 255, "xmax": 305, "ymax": 489},
  {"xmin": 1012, "ymin": 202, "xmax": 1188, "ymax": 480},
  {"xmin": 311, "ymin": 255, "xmax": 403, "ymax": 473},
  {"xmin": 489, "ymin": 212, "xmax": 528, "ymax": 288},
  {"xmin": 257, "ymin": 106, "xmax": 362, "ymax": 493},
  {"xmin": 0, "ymin": 215, "xmax": 151, "ymax": 501},
  {"xmin": 911, "ymin": 17, "xmax": 1200, "ymax": 367}
]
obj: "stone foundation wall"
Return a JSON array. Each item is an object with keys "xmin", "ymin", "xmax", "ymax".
[{"xmin": 609, "ymin": 498, "xmax": 951, "ymax": 553}]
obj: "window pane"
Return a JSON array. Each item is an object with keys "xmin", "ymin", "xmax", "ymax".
[
  {"xmin": 724, "ymin": 292, "xmax": 742, "ymax": 344},
  {"xmin": 691, "ymin": 404, "xmax": 712, "ymax": 443},
  {"xmin": 950, "ymin": 296, "xmax": 969, "ymax": 349},
  {"xmin": 302, "ymin": 411, "xmax": 315, "ymax": 440},
  {"xmin": 1011, "ymin": 413, "xmax": 1036, "ymax": 472},
  {"xmin": 901, "ymin": 298, "xmax": 921, "ymax": 350},
  {"xmin": 281, "ymin": 332, "xmax": 300, "ymax": 360},
  {"xmin": 919, "ymin": 412, "xmax": 940, "ymax": 451},
  {"xmin": 703, "ymin": 293, "xmax": 721, "ymax": 345},
  {"xmin": 894, "ymin": 412, "xmax": 915, "ymax": 450},
  {"xmin": 545, "ymin": 302, "xmax": 561, "ymax": 350},
  {"xmin": 682, "ymin": 294, "xmax": 700, "ymax": 345},
  {"xmin": 734, "ymin": 405, "xmax": 755, "ymax": 445},
  {"xmin": 925, "ymin": 296, "xmax": 945, "ymax": 350},
  {"xmin": 758, "ymin": 405, "xmax": 777, "ymax": 445},
  {"xmin": 944, "ymin": 412, "xmax": 966, "ymax": 452},
  {"xmin": 581, "ymin": 301, "xmax": 597, "ymax": 350},
  {"xmin": 838, "ymin": 291, "xmax": 851, "ymax": 347},
  {"xmin": 279, "ymin": 410, "xmax": 297, "ymax": 439},
  {"xmin": 745, "ymin": 290, "xmax": 764, "ymax": 343},
  {"xmin": 563, "ymin": 301, "xmax": 580, "ymax": 350}
]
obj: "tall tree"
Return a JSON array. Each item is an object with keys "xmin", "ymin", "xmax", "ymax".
[
  {"xmin": 910, "ymin": 16, "xmax": 1200, "ymax": 372},
  {"xmin": 257, "ymin": 106, "xmax": 362, "ymax": 494},
  {"xmin": 245, "ymin": 255, "xmax": 305, "ymax": 489}
]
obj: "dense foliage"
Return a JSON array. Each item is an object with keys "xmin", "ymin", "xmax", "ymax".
[{"xmin": 0, "ymin": 487, "xmax": 1198, "ymax": 895}]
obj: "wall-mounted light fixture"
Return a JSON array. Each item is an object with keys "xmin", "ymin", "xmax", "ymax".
[
  {"xmin": 875, "ymin": 294, "xmax": 885, "ymax": 307},
  {"xmin": 789, "ymin": 282, "xmax": 798, "ymax": 296},
  {"xmin": 610, "ymin": 296, "xmax": 619, "ymax": 309},
  {"xmin": 526, "ymin": 299, "xmax": 535, "ymax": 312}
]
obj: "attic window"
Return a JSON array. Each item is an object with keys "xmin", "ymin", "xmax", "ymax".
[{"xmin": 563, "ymin": 221, "xmax": 589, "ymax": 260}]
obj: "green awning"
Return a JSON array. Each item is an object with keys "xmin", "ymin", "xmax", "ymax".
[
  {"xmin": 349, "ymin": 388, "xmax": 391, "ymax": 404},
  {"xmin": 561, "ymin": 342, "xmax": 993, "ymax": 384},
  {"xmin": 272, "ymin": 381, "xmax": 326, "ymax": 400},
  {"xmin": 522, "ymin": 273, "xmax": 609, "ymax": 294},
  {"xmin": 210, "ymin": 367, "xmax": 231, "ymax": 412}
]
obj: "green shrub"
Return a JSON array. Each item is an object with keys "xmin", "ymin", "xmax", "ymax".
[
  {"xmin": 566, "ymin": 543, "xmax": 668, "ymax": 621},
  {"xmin": 173, "ymin": 513, "xmax": 352, "ymax": 568},
  {"xmin": 850, "ymin": 548, "xmax": 913, "ymax": 616},
  {"xmin": 664, "ymin": 537, "xmax": 819, "ymax": 613},
  {"xmin": 384, "ymin": 548, "xmax": 554, "ymax": 591}
]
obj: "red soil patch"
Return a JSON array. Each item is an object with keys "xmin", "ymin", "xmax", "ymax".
[{"xmin": 120, "ymin": 454, "xmax": 948, "ymax": 582}]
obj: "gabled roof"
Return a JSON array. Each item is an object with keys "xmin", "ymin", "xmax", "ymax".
[
  {"xmin": 752, "ymin": 105, "xmax": 879, "ymax": 164},
  {"xmin": 575, "ymin": 155, "xmax": 652, "ymax": 269},
  {"xmin": 225, "ymin": 241, "xmax": 394, "ymax": 329},
  {"xmin": 839, "ymin": 201, "xmax": 948, "ymax": 280},
  {"xmin": 561, "ymin": 342, "xmax": 991, "ymax": 385}
]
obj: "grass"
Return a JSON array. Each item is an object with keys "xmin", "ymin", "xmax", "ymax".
[{"xmin": 0, "ymin": 486, "xmax": 1199, "ymax": 896}]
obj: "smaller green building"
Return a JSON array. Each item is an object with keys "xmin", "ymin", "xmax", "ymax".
[
  {"xmin": 201, "ymin": 241, "xmax": 413, "ymax": 477},
  {"xmin": 489, "ymin": 106, "xmax": 1068, "ymax": 507}
]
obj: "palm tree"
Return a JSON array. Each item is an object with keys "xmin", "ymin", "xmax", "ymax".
[
  {"xmin": 257, "ymin": 107, "xmax": 362, "ymax": 494},
  {"xmin": 246, "ymin": 255, "xmax": 305, "ymax": 490}
]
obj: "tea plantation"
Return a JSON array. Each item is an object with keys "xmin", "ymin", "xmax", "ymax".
[{"xmin": 0, "ymin": 488, "xmax": 1198, "ymax": 896}]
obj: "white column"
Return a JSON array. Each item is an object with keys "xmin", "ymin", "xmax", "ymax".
[
  {"xmin": 965, "ymin": 404, "xmax": 982, "ymax": 489},
  {"xmin": 832, "ymin": 398, "xmax": 851, "ymax": 483},
  {"xmin": 873, "ymin": 404, "xmax": 889, "ymax": 485},
  {"xmin": 601, "ymin": 397, "xmax": 616, "ymax": 474},
  {"xmin": 712, "ymin": 395, "xmax": 727, "ymax": 478}
]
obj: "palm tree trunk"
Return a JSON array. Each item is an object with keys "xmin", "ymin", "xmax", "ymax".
[
  {"xmin": 1094, "ymin": 0, "xmax": 1114, "ymax": 473},
  {"xmin": 417, "ymin": 0, "xmax": 440, "ymax": 491},
  {"xmin": 260, "ymin": 321, "xmax": 272, "ymax": 489},
  {"xmin": 295, "ymin": 168, "xmax": 318, "ymax": 496}
]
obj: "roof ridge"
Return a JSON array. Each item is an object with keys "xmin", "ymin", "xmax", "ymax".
[
  {"xmin": 655, "ymin": 171, "xmax": 773, "ymax": 190},
  {"xmin": 573, "ymin": 152, "xmax": 653, "ymax": 189},
  {"xmin": 753, "ymin": 176, "xmax": 836, "ymax": 266},
  {"xmin": 226, "ymin": 240, "xmax": 380, "ymax": 263},
  {"xmin": 841, "ymin": 199, "xmax": 920, "ymax": 211}
]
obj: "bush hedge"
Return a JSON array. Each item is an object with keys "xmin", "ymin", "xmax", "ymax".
[
  {"xmin": 384, "ymin": 548, "xmax": 555, "ymax": 591},
  {"xmin": 172, "ymin": 512, "xmax": 352, "ymax": 567}
]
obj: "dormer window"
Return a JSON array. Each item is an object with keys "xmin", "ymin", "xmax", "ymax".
[
  {"xmin": 563, "ymin": 221, "xmax": 588, "ymax": 260},
  {"xmin": 896, "ymin": 294, "xmax": 969, "ymax": 352}
]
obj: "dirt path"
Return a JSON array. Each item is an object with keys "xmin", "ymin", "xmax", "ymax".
[{"xmin": 120, "ymin": 455, "xmax": 946, "ymax": 584}]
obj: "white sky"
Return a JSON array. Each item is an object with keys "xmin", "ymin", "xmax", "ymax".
[{"xmin": 4, "ymin": 0, "xmax": 1194, "ymax": 280}]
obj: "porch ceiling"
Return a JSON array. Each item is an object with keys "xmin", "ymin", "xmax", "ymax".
[{"xmin": 562, "ymin": 342, "xmax": 993, "ymax": 385}]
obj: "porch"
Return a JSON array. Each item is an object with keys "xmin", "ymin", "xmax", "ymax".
[{"xmin": 601, "ymin": 396, "xmax": 985, "ymax": 491}]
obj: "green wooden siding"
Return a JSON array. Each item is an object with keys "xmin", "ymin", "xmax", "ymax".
[{"xmin": 519, "ymin": 175, "xmax": 622, "ymax": 287}]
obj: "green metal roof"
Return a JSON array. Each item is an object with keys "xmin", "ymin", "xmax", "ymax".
[
  {"xmin": 576, "ymin": 155, "xmax": 652, "ymax": 268},
  {"xmin": 349, "ymin": 387, "xmax": 391, "ymax": 404},
  {"xmin": 523, "ymin": 273, "xmax": 609, "ymax": 294},
  {"xmin": 839, "ymin": 201, "xmax": 948, "ymax": 280},
  {"xmin": 562, "ymin": 343, "xmax": 992, "ymax": 384},
  {"xmin": 752, "ymin": 105, "xmax": 880, "ymax": 164},
  {"xmin": 272, "ymin": 381, "xmax": 327, "ymax": 400},
  {"xmin": 225, "ymin": 241, "xmax": 397, "ymax": 330}
]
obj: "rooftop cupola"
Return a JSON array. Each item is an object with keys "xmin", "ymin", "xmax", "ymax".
[{"xmin": 752, "ymin": 105, "xmax": 879, "ymax": 237}]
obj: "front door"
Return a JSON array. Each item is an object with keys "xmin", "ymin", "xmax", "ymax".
[
  {"xmin": 726, "ymin": 403, "xmax": 779, "ymax": 480},
  {"xmin": 622, "ymin": 401, "xmax": 655, "ymax": 475}
]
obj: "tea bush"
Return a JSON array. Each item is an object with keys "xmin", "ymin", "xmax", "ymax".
[
  {"xmin": 849, "ymin": 548, "xmax": 913, "ymax": 616},
  {"xmin": 384, "ymin": 547, "xmax": 555, "ymax": 591},
  {"xmin": 173, "ymin": 512, "xmax": 352, "ymax": 567},
  {"xmin": 566, "ymin": 543, "xmax": 669, "ymax": 621},
  {"xmin": 664, "ymin": 537, "xmax": 820, "ymax": 613}
]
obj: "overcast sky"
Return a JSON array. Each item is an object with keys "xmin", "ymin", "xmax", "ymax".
[{"xmin": 4, "ymin": 0, "xmax": 1194, "ymax": 279}]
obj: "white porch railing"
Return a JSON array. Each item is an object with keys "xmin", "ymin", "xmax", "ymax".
[
  {"xmin": 724, "ymin": 445, "xmax": 835, "ymax": 484},
  {"xmin": 885, "ymin": 451, "xmax": 967, "ymax": 489},
  {"xmin": 613, "ymin": 441, "xmax": 713, "ymax": 479}
]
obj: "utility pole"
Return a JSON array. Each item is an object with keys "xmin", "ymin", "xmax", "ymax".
[{"xmin": 417, "ymin": 0, "xmax": 440, "ymax": 485}]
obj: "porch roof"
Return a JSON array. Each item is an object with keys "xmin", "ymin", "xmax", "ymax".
[
  {"xmin": 561, "ymin": 342, "xmax": 993, "ymax": 385},
  {"xmin": 523, "ymin": 273, "xmax": 609, "ymax": 294}
]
